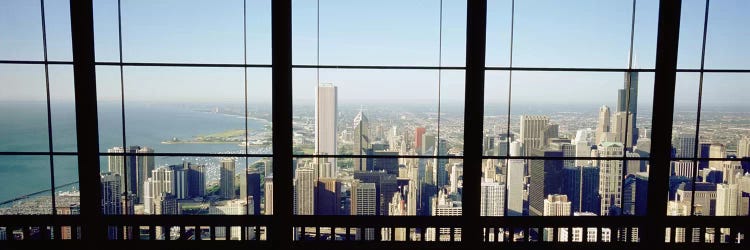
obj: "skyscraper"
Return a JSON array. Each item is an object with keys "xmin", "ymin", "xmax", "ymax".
[
  {"xmin": 265, "ymin": 177, "xmax": 273, "ymax": 215},
  {"xmin": 481, "ymin": 180, "xmax": 505, "ymax": 216},
  {"xmin": 315, "ymin": 178, "xmax": 341, "ymax": 215},
  {"xmin": 241, "ymin": 169, "xmax": 262, "ymax": 215},
  {"xmin": 562, "ymin": 165, "xmax": 600, "ymax": 214},
  {"xmin": 135, "ymin": 147, "xmax": 154, "ymax": 204},
  {"xmin": 596, "ymin": 106, "xmax": 611, "ymax": 145},
  {"xmin": 220, "ymin": 158, "xmax": 236, "ymax": 200},
  {"xmin": 520, "ymin": 115, "xmax": 549, "ymax": 152},
  {"xmin": 612, "ymin": 111, "xmax": 634, "ymax": 148},
  {"xmin": 507, "ymin": 140, "xmax": 525, "ymax": 216},
  {"xmin": 108, "ymin": 146, "xmax": 153, "ymax": 204},
  {"xmin": 353, "ymin": 110, "xmax": 371, "ymax": 172},
  {"xmin": 598, "ymin": 142, "xmax": 624, "ymax": 216},
  {"xmin": 622, "ymin": 173, "xmax": 649, "ymax": 216},
  {"xmin": 617, "ymin": 71, "xmax": 639, "ymax": 146},
  {"xmin": 543, "ymin": 194, "xmax": 571, "ymax": 216},
  {"xmin": 739, "ymin": 136, "xmax": 750, "ymax": 158},
  {"xmin": 676, "ymin": 133, "xmax": 696, "ymax": 158},
  {"xmin": 295, "ymin": 167, "xmax": 315, "ymax": 215},
  {"xmin": 709, "ymin": 143, "xmax": 727, "ymax": 169},
  {"xmin": 716, "ymin": 183, "xmax": 739, "ymax": 216},
  {"xmin": 101, "ymin": 173, "xmax": 123, "ymax": 215},
  {"xmin": 169, "ymin": 165, "xmax": 187, "ymax": 199},
  {"xmin": 315, "ymin": 83, "xmax": 338, "ymax": 177},
  {"xmin": 433, "ymin": 139, "xmax": 449, "ymax": 188},
  {"xmin": 187, "ymin": 163, "xmax": 206, "ymax": 198},
  {"xmin": 528, "ymin": 147, "xmax": 564, "ymax": 216},
  {"xmin": 414, "ymin": 127, "xmax": 426, "ymax": 153}
]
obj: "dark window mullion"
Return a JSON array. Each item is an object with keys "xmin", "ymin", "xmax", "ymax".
[
  {"xmin": 689, "ymin": 0, "xmax": 711, "ymax": 216},
  {"xmin": 645, "ymin": 0, "xmax": 683, "ymax": 246}
]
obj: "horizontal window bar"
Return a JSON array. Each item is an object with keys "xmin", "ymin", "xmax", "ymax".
[
  {"xmin": 676, "ymin": 69, "xmax": 750, "ymax": 73},
  {"xmin": 99, "ymin": 215, "xmax": 274, "ymax": 226},
  {"xmin": 291, "ymin": 64, "xmax": 466, "ymax": 70},
  {"xmin": 94, "ymin": 62, "xmax": 272, "ymax": 68},
  {"xmin": 0, "ymin": 151, "xmax": 78, "ymax": 156},
  {"xmin": 482, "ymin": 156, "xmax": 650, "ymax": 161},
  {"xmin": 671, "ymin": 157, "xmax": 749, "ymax": 161},
  {"xmin": 98, "ymin": 152, "xmax": 272, "ymax": 157},
  {"xmin": 485, "ymin": 67, "xmax": 656, "ymax": 72},
  {"xmin": 0, "ymin": 60, "xmax": 73, "ymax": 65},
  {"xmin": 293, "ymin": 154, "xmax": 463, "ymax": 159}
]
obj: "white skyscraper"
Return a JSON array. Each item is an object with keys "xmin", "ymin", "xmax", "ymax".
[
  {"xmin": 598, "ymin": 142, "xmax": 624, "ymax": 216},
  {"xmin": 481, "ymin": 180, "xmax": 505, "ymax": 216},
  {"xmin": 595, "ymin": 106, "xmax": 611, "ymax": 145},
  {"xmin": 716, "ymin": 183, "xmax": 738, "ymax": 216},
  {"xmin": 295, "ymin": 167, "xmax": 316, "ymax": 215},
  {"xmin": 353, "ymin": 110, "xmax": 371, "ymax": 172},
  {"xmin": 543, "ymin": 194, "xmax": 572, "ymax": 242},
  {"xmin": 315, "ymin": 83, "xmax": 338, "ymax": 177},
  {"xmin": 739, "ymin": 136, "xmax": 750, "ymax": 158},
  {"xmin": 507, "ymin": 140, "xmax": 524, "ymax": 216},
  {"xmin": 520, "ymin": 115, "xmax": 549, "ymax": 152}
]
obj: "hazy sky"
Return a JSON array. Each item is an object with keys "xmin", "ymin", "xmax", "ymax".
[{"xmin": 1, "ymin": 0, "xmax": 748, "ymax": 107}]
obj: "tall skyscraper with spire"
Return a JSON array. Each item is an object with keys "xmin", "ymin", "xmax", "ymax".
[
  {"xmin": 316, "ymin": 83, "xmax": 338, "ymax": 177},
  {"xmin": 617, "ymin": 72, "xmax": 639, "ymax": 146},
  {"xmin": 353, "ymin": 109, "xmax": 371, "ymax": 172}
]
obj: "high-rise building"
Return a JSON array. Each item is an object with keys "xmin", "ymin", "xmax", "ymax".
[
  {"xmin": 672, "ymin": 161, "xmax": 695, "ymax": 178},
  {"xmin": 353, "ymin": 171, "xmax": 399, "ymax": 216},
  {"xmin": 373, "ymin": 151, "xmax": 399, "ymax": 175},
  {"xmin": 617, "ymin": 71, "xmax": 639, "ymax": 146},
  {"xmin": 173, "ymin": 165, "xmax": 188, "ymax": 199},
  {"xmin": 622, "ymin": 173, "xmax": 649, "ymax": 216},
  {"xmin": 240, "ymin": 169, "xmax": 262, "ymax": 215},
  {"xmin": 264, "ymin": 177, "xmax": 273, "ymax": 215},
  {"xmin": 220, "ymin": 158, "xmax": 236, "ymax": 200},
  {"xmin": 209, "ymin": 199, "xmax": 252, "ymax": 240},
  {"xmin": 315, "ymin": 178, "xmax": 341, "ymax": 215},
  {"xmin": 543, "ymin": 194, "xmax": 571, "ymax": 216},
  {"xmin": 676, "ymin": 134, "xmax": 696, "ymax": 158},
  {"xmin": 295, "ymin": 167, "xmax": 315, "ymax": 215},
  {"xmin": 187, "ymin": 163, "xmax": 206, "ymax": 198},
  {"xmin": 528, "ymin": 147, "xmax": 564, "ymax": 216},
  {"xmin": 562, "ymin": 166, "xmax": 600, "ymax": 214},
  {"xmin": 433, "ymin": 139, "xmax": 449, "ymax": 188},
  {"xmin": 739, "ymin": 137, "xmax": 750, "ymax": 158},
  {"xmin": 612, "ymin": 112, "xmax": 634, "ymax": 148},
  {"xmin": 709, "ymin": 143, "xmax": 727, "ymax": 169},
  {"xmin": 716, "ymin": 183, "xmax": 738, "ymax": 216},
  {"xmin": 520, "ymin": 115, "xmax": 549, "ymax": 152},
  {"xmin": 675, "ymin": 182, "xmax": 717, "ymax": 215},
  {"xmin": 414, "ymin": 127, "xmax": 426, "ymax": 153},
  {"xmin": 506, "ymin": 140, "xmax": 524, "ymax": 216},
  {"xmin": 101, "ymin": 173, "xmax": 123, "ymax": 215},
  {"xmin": 353, "ymin": 110, "xmax": 371, "ymax": 172},
  {"xmin": 698, "ymin": 143, "xmax": 712, "ymax": 170},
  {"xmin": 315, "ymin": 83, "xmax": 338, "ymax": 177},
  {"xmin": 450, "ymin": 163, "xmax": 464, "ymax": 194},
  {"xmin": 351, "ymin": 181, "xmax": 377, "ymax": 240},
  {"xmin": 550, "ymin": 141, "xmax": 576, "ymax": 168},
  {"xmin": 595, "ymin": 106, "xmax": 611, "ymax": 145},
  {"xmin": 598, "ymin": 142, "xmax": 624, "ymax": 216},
  {"xmin": 421, "ymin": 133, "xmax": 436, "ymax": 155},
  {"xmin": 429, "ymin": 190, "xmax": 462, "ymax": 241},
  {"xmin": 480, "ymin": 180, "xmax": 505, "ymax": 216}
]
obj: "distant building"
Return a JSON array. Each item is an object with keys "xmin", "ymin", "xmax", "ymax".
[
  {"xmin": 220, "ymin": 158, "xmax": 236, "ymax": 199},
  {"xmin": 528, "ymin": 147, "xmax": 564, "ymax": 216},
  {"xmin": 480, "ymin": 180, "xmax": 505, "ymax": 216},
  {"xmin": 315, "ymin": 178, "xmax": 341, "ymax": 215},
  {"xmin": 599, "ymin": 142, "xmax": 624, "ymax": 216},
  {"xmin": 520, "ymin": 115, "xmax": 550, "ymax": 152},
  {"xmin": 240, "ymin": 169, "xmax": 262, "ymax": 215},
  {"xmin": 315, "ymin": 83, "xmax": 338, "ymax": 177},
  {"xmin": 295, "ymin": 167, "xmax": 315, "ymax": 215}
]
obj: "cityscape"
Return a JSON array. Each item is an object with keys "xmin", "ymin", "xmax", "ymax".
[{"xmin": 3, "ymin": 69, "xmax": 749, "ymax": 242}]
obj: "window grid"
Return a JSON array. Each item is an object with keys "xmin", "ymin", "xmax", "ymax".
[{"xmin": 0, "ymin": 0, "xmax": 750, "ymax": 247}]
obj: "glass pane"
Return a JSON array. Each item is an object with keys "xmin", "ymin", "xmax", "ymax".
[
  {"xmin": 699, "ymin": 74, "xmax": 750, "ymax": 154},
  {"xmin": 120, "ymin": 0, "xmax": 244, "ymax": 63},
  {"xmin": 0, "ymin": 0, "xmax": 43, "ymax": 60},
  {"xmin": 0, "ymin": 64, "xmax": 49, "ymax": 152},
  {"xmin": 54, "ymin": 156, "xmax": 79, "ymax": 215},
  {"xmin": 485, "ymin": 0, "xmax": 512, "ymax": 67},
  {"xmin": 49, "ymin": 65, "xmax": 77, "ymax": 152},
  {"xmin": 43, "ymin": 0, "xmax": 73, "ymax": 61},
  {"xmin": 511, "ymin": 0, "xmax": 637, "ymax": 68},
  {"xmin": 483, "ymin": 71, "xmax": 510, "ymax": 156},
  {"xmin": 0, "ymin": 156, "xmax": 52, "ymax": 215},
  {"xmin": 96, "ymin": 66, "xmax": 124, "ymax": 152},
  {"xmin": 120, "ymin": 67, "xmax": 267, "ymax": 154},
  {"xmin": 677, "ymin": 0, "xmax": 707, "ymax": 69},
  {"xmin": 704, "ymin": 0, "xmax": 750, "ymax": 69},
  {"xmin": 509, "ymin": 71, "xmax": 652, "ymax": 150},
  {"xmin": 293, "ymin": 69, "xmax": 462, "ymax": 159},
  {"xmin": 671, "ymin": 73, "xmax": 701, "ymax": 159},
  {"xmin": 293, "ymin": 0, "xmax": 464, "ymax": 66}
]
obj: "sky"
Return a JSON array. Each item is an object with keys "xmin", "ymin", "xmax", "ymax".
[{"xmin": 0, "ymin": 0, "xmax": 749, "ymax": 108}]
